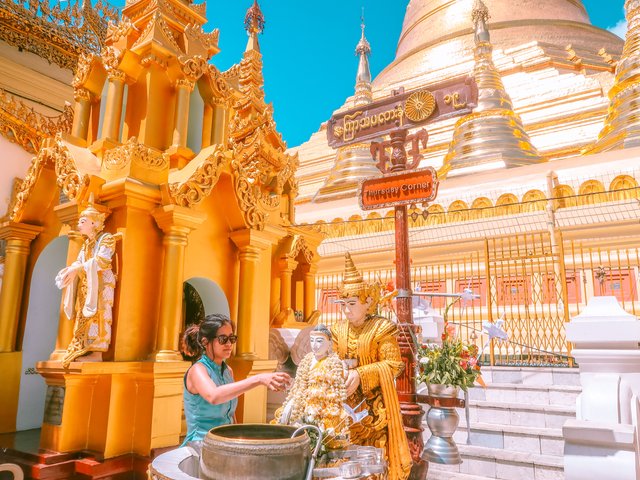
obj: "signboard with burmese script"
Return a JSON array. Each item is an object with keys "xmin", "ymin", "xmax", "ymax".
[
  {"xmin": 327, "ymin": 77, "xmax": 477, "ymax": 148},
  {"xmin": 359, "ymin": 167, "xmax": 438, "ymax": 211}
]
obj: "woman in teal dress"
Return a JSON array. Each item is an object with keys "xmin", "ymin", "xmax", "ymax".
[{"xmin": 180, "ymin": 313, "xmax": 291, "ymax": 445}]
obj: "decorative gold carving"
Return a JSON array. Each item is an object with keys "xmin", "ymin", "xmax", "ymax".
[
  {"xmin": 404, "ymin": 90, "xmax": 436, "ymax": 122},
  {"xmin": 176, "ymin": 78, "xmax": 195, "ymax": 90},
  {"xmin": 287, "ymin": 235, "xmax": 314, "ymax": 263},
  {"xmin": 51, "ymin": 136, "xmax": 91, "ymax": 201},
  {"xmin": 102, "ymin": 46, "xmax": 124, "ymax": 71},
  {"xmin": 443, "ymin": 92, "xmax": 467, "ymax": 110},
  {"xmin": 184, "ymin": 24, "xmax": 220, "ymax": 57},
  {"xmin": 0, "ymin": 0, "xmax": 118, "ymax": 71},
  {"xmin": 179, "ymin": 55, "xmax": 208, "ymax": 81},
  {"xmin": 72, "ymin": 53, "xmax": 97, "ymax": 89},
  {"xmin": 74, "ymin": 88, "xmax": 93, "ymax": 103},
  {"xmin": 231, "ymin": 159, "xmax": 266, "ymax": 230},
  {"xmin": 103, "ymin": 137, "xmax": 169, "ymax": 172},
  {"xmin": 169, "ymin": 146, "xmax": 227, "ymax": 207},
  {"xmin": 105, "ymin": 16, "xmax": 136, "ymax": 45},
  {"xmin": 8, "ymin": 135, "xmax": 88, "ymax": 221},
  {"xmin": 0, "ymin": 89, "xmax": 73, "ymax": 154}
]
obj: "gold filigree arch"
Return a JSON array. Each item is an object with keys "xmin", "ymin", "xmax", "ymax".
[
  {"xmin": 521, "ymin": 189, "xmax": 547, "ymax": 212},
  {"xmin": 610, "ymin": 174, "xmax": 639, "ymax": 200},
  {"xmin": 495, "ymin": 193, "xmax": 520, "ymax": 216},
  {"xmin": 578, "ymin": 179, "xmax": 607, "ymax": 205},
  {"xmin": 168, "ymin": 146, "xmax": 228, "ymax": 208},
  {"xmin": 552, "ymin": 184, "xmax": 577, "ymax": 209},
  {"xmin": 426, "ymin": 204, "xmax": 445, "ymax": 225},
  {"xmin": 469, "ymin": 197, "xmax": 493, "ymax": 219},
  {"xmin": 447, "ymin": 200, "xmax": 469, "ymax": 223}
]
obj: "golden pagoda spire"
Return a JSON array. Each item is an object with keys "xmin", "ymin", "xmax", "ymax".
[
  {"xmin": 354, "ymin": 8, "xmax": 373, "ymax": 106},
  {"xmin": 588, "ymin": 0, "xmax": 640, "ymax": 153},
  {"xmin": 312, "ymin": 10, "xmax": 380, "ymax": 203},
  {"xmin": 244, "ymin": 0, "xmax": 265, "ymax": 53},
  {"xmin": 441, "ymin": 0, "xmax": 544, "ymax": 176}
]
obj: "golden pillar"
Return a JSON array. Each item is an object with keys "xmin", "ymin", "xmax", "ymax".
[
  {"xmin": 278, "ymin": 258, "xmax": 297, "ymax": 313},
  {"xmin": 172, "ymin": 79, "xmax": 194, "ymax": 148},
  {"xmin": 301, "ymin": 263, "xmax": 317, "ymax": 320},
  {"xmin": 102, "ymin": 70, "xmax": 126, "ymax": 142},
  {"xmin": 71, "ymin": 88, "xmax": 93, "ymax": 141},
  {"xmin": 0, "ymin": 222, "xmax": 41, "ymax": 433},
  {"xmin": 0, "ymin": 222, "xmax": 42, "ymax": 352},
  {"xmin": 152, "ymin": 205, "xmax": 206, "ymax": 361},
  {"xmin": 211, "ymin": 103, "xmax": 228, "ymax": 146},
  {"xmin": 201, "ymin": 103, "xmax": 214, "ymax": 148}
]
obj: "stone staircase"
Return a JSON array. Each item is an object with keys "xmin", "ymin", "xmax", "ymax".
[{"xmin": 426, "ymin": 366, "xmax": 581, "ymax": 480}]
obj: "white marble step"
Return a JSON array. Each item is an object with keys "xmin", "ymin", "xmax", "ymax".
[
  {"xmin": 480, "ymin": 366, "xmax": 580, "ymax": 387},
  {"xmin": 430, "ymin": 444, "xmax": 564, "ymax": 480},
  {"xmin": 466, "ymin": 400, "xmax": 575, "ymax": 429},
  {"xmin": 468, "ymin": 383, "xmax": 581, "ymax": 406},
  {"xmin": 427, "ymin": 467, "xmax": 496, "ymax": 480},
  {"xmin": 449, "ymin": 422, "xmax": 564, "ymax": 457}
]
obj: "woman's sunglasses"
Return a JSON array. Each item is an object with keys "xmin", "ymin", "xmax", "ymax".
[{"xmin": 215, "ymin": 334, "xmax": 238, "ymax": 345}]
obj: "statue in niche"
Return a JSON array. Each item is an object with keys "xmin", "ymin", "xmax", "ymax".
[
  {"xmin": 55, "ymin": 195, "xmax": 119, "ymax": 368},
  {"xmin": 275, "ymin": 324, "xmax": 350, "ymax": 449},
  {"xmin": 331, "ymin": 252, "xmax": 412, "ymax": 480}
]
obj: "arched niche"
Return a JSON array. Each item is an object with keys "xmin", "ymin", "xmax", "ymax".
[
  {"xmin": 447, "ymin": 200, "xmax": 469, "ymax": 223},
  {"xmin": 17, "ymin": 236, "xmax": 68, "ymax": 430},
  {"xmin": 495, "ymin": 193, "xmax": 520, "ymax": 216},
  {"xmin": 470, "ymin": 197, "xmax": 493, "ymax": 219},
  {"xmin": 578, "ymin": 179, "xmax": 607, "ymax": 205},
  {"xmin": 183, "ymin": 277, "xmax": 230, "ymax": 328},
  {"xmin": 521, "ymin": 189, "xmax": 547, "ymax": 212},
  {"xmin": 609, "ymin": 174, "xmax": 639, "ymax": 200},
  {"xmin": 552, "ymin": 184, "xmax": 577, "ymax": 209},
  {"xmin": 426, "ymin": 204, "xmax": 445, "ymax": 225}
]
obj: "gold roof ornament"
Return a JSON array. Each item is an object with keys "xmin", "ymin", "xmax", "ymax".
[
  {"xmin": 441, "ymin": 0, "xmax": 544, "ymax": 176},
  {"xmin": 588, "ymin": 0, "xmax": 640, "ymax": 153}
]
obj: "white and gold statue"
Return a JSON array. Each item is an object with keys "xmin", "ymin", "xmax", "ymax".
[
  {"xmin": 276, "ymin": 324, "xmax": 350, "ymax": 449},
  {"xmin": 55, "ymin": 195, "xmax": 119, "ymax": 367}
]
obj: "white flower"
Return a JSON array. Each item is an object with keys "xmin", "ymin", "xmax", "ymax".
[{"xmin": 419, "ymin": 357, "xmax": 430, "ymax": 365}]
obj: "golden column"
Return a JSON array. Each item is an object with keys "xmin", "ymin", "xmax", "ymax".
[
  {"xmin": 211, "ymin": 102, "xmax": 228, "ymax": 146},
  {"xmin": 201, "ymin": 103, "xmax": 214, "ymax": 149},
  {"xmin": 102, "ymin": 70, "xmax": 126, "ymax": 142},
  {"xmin": 49, "ymin": 202, "xmax": 84, "ymax": 360},
  {"xmin": 0, "ymin": 222, "xmax": 43, "ymax": 352},
  {"xmin": 152, "ymin": 205, "xmax": 206, "ymax": 361},
  {"xmin": 71, "ymin": 88, "xmax": 93, "ymax": 141},
  {"xmin": 172, "ymin": 79, "xmax": 194, "ymax": 148},
  {"xmin": 229, "ymin": 228, "xmax": 280, "ymax": 358},
  {"xmin": 301, "ymin": 263, "xmax": 318, "ymax": 320},
  {"xmin": 278, "ymin": 257, "xmax": 298, "ymax": 316}
]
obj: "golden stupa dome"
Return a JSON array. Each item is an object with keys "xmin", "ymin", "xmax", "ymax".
[{"xmin": 375, "ymin": 0, "xmax": 623, "ymax": 87}]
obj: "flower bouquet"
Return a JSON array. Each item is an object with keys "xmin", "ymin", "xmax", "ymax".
[{"xmin": 416, "ymin": 300, "xmax": 484, "ymax": 391}]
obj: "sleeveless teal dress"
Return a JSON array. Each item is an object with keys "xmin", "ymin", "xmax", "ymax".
[{"xmin": 182, "ymin": 355, "xmax": 237, "ymax": 446}]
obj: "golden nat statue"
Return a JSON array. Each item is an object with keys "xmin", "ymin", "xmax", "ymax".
[
  {"xmin": 332, "ymin": 252, "xmax": 412, "ymax": 480},
  {"xmin": 55, "ymin": 195, "xmax": 119, "ymax": 367}
]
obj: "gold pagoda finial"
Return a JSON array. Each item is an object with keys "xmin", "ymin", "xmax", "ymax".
[
  {"xmin": 587, "ymin": 0, "xmax": 640, "ymax": 153},
  {"xmin": 441, "ymin": 0, "xmax": 544, "ymax": 176},
  {"xmin": 245, "ymin": 0, "xmax": 265, "ymax": 36}
]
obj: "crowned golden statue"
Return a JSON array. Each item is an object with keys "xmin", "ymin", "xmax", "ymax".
[
  {"xmin": 275, "ymin": 325, "xmax": 350, "ymax": 450},
  {"xmin": 55, "ymin": 195, "xmax": 119, "ymax": 367},
  {"xmin": 331, "ymin": 252, "xmax": 412, "ymax": 480}
]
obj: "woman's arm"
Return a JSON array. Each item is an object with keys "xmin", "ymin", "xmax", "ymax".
[{"xmin": 188, "ymin": 364, "xmax": 290, "ymax": 405}]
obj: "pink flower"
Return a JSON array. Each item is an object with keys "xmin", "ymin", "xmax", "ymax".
[
  {"xmin": 445, "ymin": 323, "xmax": 457, "ymax": 339},
  {"xmin": 459, "ymin": 360, "xmax": 468, "ymax": 369},
  {"xmin": 469, "ymin": 357, "xmax": 478, "ymax": 367}
]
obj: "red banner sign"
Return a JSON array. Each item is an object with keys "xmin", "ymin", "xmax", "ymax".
[{"xmin": 359, "ymin": 167, "xmax": 438, "ymax": 211}]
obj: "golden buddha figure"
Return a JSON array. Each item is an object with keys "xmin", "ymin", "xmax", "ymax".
[
  {"xmin": 331, "ymin": 252, "xmax": 412, "ymax": 480},
  {"xmin": 55, "ymin": 195, "xmax": 119, "ymax": 368},
  {"xmin": 275, "ymin": 324, "xmax": 350, "ymax": 449}
]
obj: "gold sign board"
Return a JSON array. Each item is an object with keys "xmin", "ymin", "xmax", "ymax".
[
  {"xmin": 327, "ymin": 77, "xmax": 477, "ymax": 148},
  {"xmin": 359, "ymin": 167, "xmax": 438, "ymax": 211}
]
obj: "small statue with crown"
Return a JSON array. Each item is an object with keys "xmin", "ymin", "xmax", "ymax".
[{"xmin": 55, "ymin": 193, "xmax": 120, "ymax": 367}]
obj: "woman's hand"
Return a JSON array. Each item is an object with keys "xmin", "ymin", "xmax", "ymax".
[
  {"xmin": 258, "ymin": 372, "xmax": 292, "ymax": 392},
  {"xmin": 345, "ymin": 369, "xmax": 361, "ymax": 396}
]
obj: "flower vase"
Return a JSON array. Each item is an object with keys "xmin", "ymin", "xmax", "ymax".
[{"xmin": 422, "ymin": 384, "xmax": 462, "ymax": 465}]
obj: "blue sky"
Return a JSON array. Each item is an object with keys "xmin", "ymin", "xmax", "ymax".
[{"xmin": 109, "ymin": 1, "xmax": 626, "ymax": 148}]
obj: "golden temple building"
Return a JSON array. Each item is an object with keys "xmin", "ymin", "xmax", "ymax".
[
  {"xmin": 1, "ymin": 0, "xmax": 640, "ymax": 479},
  {"xmin": 0, "ymin": 0, "xmax": 322, "ymax": 476}
]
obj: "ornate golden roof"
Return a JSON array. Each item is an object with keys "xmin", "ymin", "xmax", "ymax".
[{"xmin": 375, "ymin": 0, "xmax": 623, "ymax": 87}]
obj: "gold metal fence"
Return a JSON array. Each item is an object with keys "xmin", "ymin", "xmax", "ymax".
[{"xmin": 315, "ymin": 231, "xmax": 640, "ymax": 367}]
